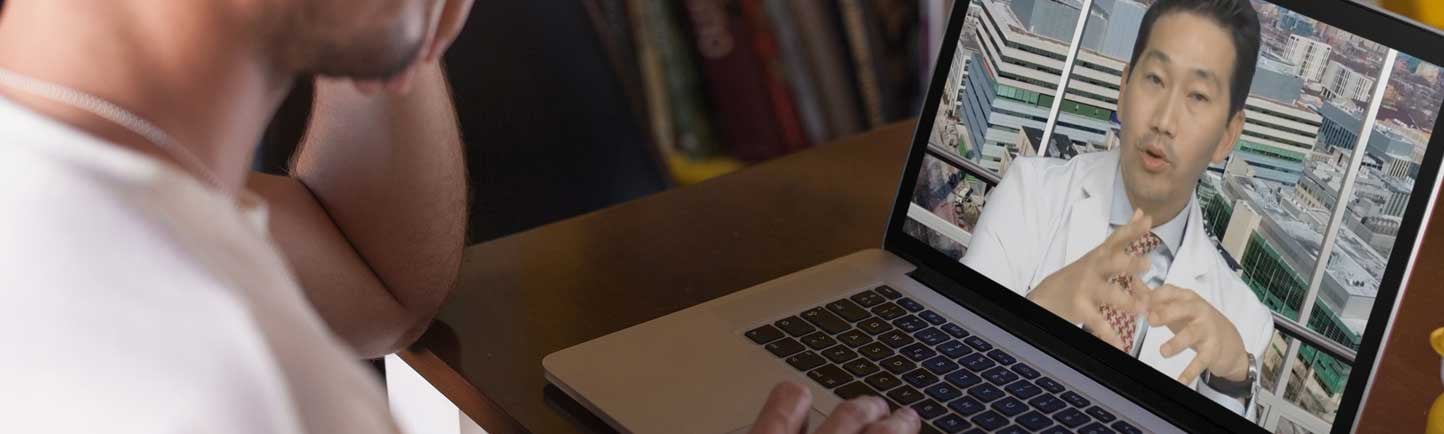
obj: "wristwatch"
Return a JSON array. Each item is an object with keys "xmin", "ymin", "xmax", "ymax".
[{"xmin": 1202, "ymin": 352, "xmax": 1257, "ymax": 399}]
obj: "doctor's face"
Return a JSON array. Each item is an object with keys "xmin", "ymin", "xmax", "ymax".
[{"xmin": 1117, "ymin": 12, "xmax": 1242, "ymax": 212}]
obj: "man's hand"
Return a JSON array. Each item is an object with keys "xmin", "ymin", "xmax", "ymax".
[
  {"xmin": 749, "ymin": 382, "xmax": 920, "ymax": 434},
  {"xmin": 1027, "ymin": 210, "xmax": 1153, "ymax": 350},
  {"xmin": 1147, "ymin": 284, "xmax": 1250, "ymax": 384},
  {"xmin": 354, "ymin": 0, "xmax": 475, "ymax": 94}
]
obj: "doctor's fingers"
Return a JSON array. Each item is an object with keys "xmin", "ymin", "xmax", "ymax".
[
  {"xmin": 1103, "ymin": 210, "xmax": 1154, "ymax": 250},
  {"xmin": 1094, "ymin": 253, "xmax": 1149, "ymax": 282},
  {"xmin": 1176, "ymin": 343, "xmax": 1216, "ymax": 385},
  {"xmin": 1093, "ymin": 279, "xmax": 1148, "ymax": 315}
]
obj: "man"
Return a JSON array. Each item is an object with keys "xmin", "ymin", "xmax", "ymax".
[
  {"xmin": 962, "ymin": 0, "xmax": 1273, "ymax": 416},
  {"xmin": 0, "ymin": 1, "xmax": 918, "ymax": 432}
]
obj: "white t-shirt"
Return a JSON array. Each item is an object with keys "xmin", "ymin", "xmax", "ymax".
[{"xmin": 0, "ymin": 97, "xmax": 400, "ymax": 434}]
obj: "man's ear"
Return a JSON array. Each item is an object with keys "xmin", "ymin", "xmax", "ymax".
[
  {"xmin": 1213, "ymin": 109, "xmax": 1245, "ymax": 164},
  {"xmin": 1117, "ymin": 65, "xmax": 1131, "ymax": 116}
]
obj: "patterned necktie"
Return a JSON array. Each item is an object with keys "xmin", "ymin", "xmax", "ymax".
[{"xmin": 1100, "ymin": 232, "xmax": 1163, "ymax": 355}]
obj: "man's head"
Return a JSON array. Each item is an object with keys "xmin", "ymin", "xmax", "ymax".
[
  {"xmin": 1116, "ymin": 0, "xmax": 1260, "ymax": 221},
  {"xmin": 273, "ymin": 0, "xmax": 437, "ymax": 80}
]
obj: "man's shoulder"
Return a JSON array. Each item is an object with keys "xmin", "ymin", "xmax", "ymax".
[{"xmin": 1007, "ymin": 151, "xmax": 1116, "ymax": 182}]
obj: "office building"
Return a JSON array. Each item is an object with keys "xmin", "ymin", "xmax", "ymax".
[
  {"xmin": 1284, "ymin": 34, "xmax": 1332, "ymax": 82},
  {"xmin": 1321, "ymin": 60, "xmax": 1375, "ymax": 103}
]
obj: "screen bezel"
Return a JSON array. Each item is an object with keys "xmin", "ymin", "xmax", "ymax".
[{"xmin": 883, "ymin": 1, "xmax": 1444, "ymax": 432}]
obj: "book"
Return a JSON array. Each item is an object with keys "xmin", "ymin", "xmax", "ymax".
[
  {"xmin": 626, "ymin": 0, "xmax": 676, "ymax": 158},
  {"xmin": 790, "ymin": 0, "xmax": 865, "ymax": 139},
  {"xmin": 644, "ymin": 0, "xmax": 722, "ymax": 159},
  {"xmin": 839, "ymin": 0, "xmax": 923, "ymax": 127},
  {"xmin": 740, "ymin": 0, "xmax": 811, "ymax": 153},
  {"xmin": 683, "ymin": 0, "xmax": 788, "ymax": 162},
  {"xmin": 764, "ymin": 0, "xmax": 830, "ymax": 145},
  {"xmin": 838, "ymin": 0, "xmax": 886, "ymax": 128}
]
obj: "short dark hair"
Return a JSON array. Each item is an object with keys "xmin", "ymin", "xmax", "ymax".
[{"xmin": 1127, "ymin": 0, "xmax": 1261, "ymax": 116}]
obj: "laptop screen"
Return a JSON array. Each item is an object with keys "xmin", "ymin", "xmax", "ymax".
[{"xmin": 904, "ymin": 0, "xmax": 1443, "ymax": 431}]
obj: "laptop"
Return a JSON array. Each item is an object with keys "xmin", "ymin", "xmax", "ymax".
[{"xmin": 545, "ymin": 0, "xmax": 1444, "ymax": 432}]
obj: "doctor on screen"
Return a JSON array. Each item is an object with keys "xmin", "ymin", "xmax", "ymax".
[{"xmin": 963, "ymin": 0, "xmax": 1272, "ymax": 415}]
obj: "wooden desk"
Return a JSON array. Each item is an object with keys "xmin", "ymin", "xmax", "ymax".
[{"xmin": 400, "ymin": 121, "xmax": 1444, "ymax": 433}]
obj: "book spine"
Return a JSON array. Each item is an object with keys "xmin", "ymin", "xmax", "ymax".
[
  {"xmin": 627, "ymin": 0, "xmax": 676, "ymax": 157},
  {"xmin": 839, "ymin": 0, "xmax": 885, "ymax": 128},
  {"xmin": 791, "ymin": 0, "xmax": 865, "ymax": 138},
  {"xmin": 740, "ymin": 0, "xmax": 810, "ymax": 153},
  {"xmin": 765, "ymin": 0, "xmax": 830, "ymax": 145},
  {"xmin": 648, "ymin": 1, "xmax": 721, "ymax": 158},
  {"xmin": 684, "ymin": 0, "xmax": 788, "ymax": 162}
]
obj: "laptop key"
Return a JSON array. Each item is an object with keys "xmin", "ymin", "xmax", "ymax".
[
  {"xmin": 1010, "ymin": 363, "xmax": 1040, "ymax": 380},
  {"xmin": 897, "ymin": 297, "xmax": 926, "ymax": 312},
  {"xmin": 915, "ymin": 328, "xmax": 949, "ymax": 346},
  {"xmin": 986, "ymin": 349, "xmax": 1017, "ymax": 366},
  {"xmin": 879, "ymin": 330, "xmax": 916, "ymax": 349},
  {"xmin": 962, "ymin": 336, "xmax": 993, "ymax": 351},
  {"xmin": 1004, "ymin": 379, "xmax": 1042, "ymax": 399},
  {"xmin": 871, "ymin": 302, "xmax": 908, "ymax": 321},
  {"xmin": 826, "ymin": 299, "xmax": 871, "ymax": 322},
  {"xmin": 1060, "ymin": 391, "xmax": 1091, "ymax": 408},
  {"xmin": 806, "ymin": 365, "xmax": 854, "ymax": 389},
  {"xmin": 902, "ymin": 368, "xmax": 940, "ymax": 388},
  {"xmin": 859, "ymin": 318, "xmax": 895, "ymax": 336},
  {"xmin": 911, "ymin": 399, "xmax": 948, "ymax": 420},
  {"xmin": 765, "ymin": 338, "xmax": 805, "ymax": 357},
  {"xmin": 837, "ymin": 329, "xmax": 874, "ymax": 348},
  {"xmin": 1078, "ymin": 422, "xmax": 1116, "ymax": 434},
  {"xmin": 996, "ymin": 425, "xmax": 1027, "ymax": 434},
  {"xmin": 850, "ymin": 291, "xmax": 886, "ymax": 308},
  {"xmin": 990, "ymin": 396, "xmax": 1028, "ymax": 417},
  {"xmin": 959, "ymin": 353, "xmax": 996, "ymax": 372},
  {"xmin": 918, "ymin": 310, "xmax": 947, "ymax": 325},
  {"xmin": 865, "ymin": 372, "xmax": 903, "ymax": 391},
  {"xmin": 919, "ymin": 423, "xmax": 944, "ymax": 434},
  {"xmin": 982, "ymin": 366, "xmax": 1019, "ymax": 386},
  {"xmin": 923, "ymin": 382, "xmax": 963, "ymax": 402},
  {"xmin": 934, "ymin": 413, "xmax": 971, "ymax": 433},
  {"xmin": 1035, "ymin": 376, "xmax": 1065, "ymax": 394},
  {"xmin": 1053, "ymin": 408, "xmax": 1092, "ymax": 428},
  {"xmin": 944, "ymin": 370, "xmax": 982, "ymax": 389},
  {"xmin": 1015, "ymin": 411, "xmax": 1055, "ymax": 432},
  {"xmin": 894, "ymin": 315, "xmax": 928, "ymax": 333},
  {"xmin": 745, "ymin": 325, "xmax": 784, "ymax": 344},
  {"xmin": 785, "ymin": 351, "xmax": 827, "ymax": 371},
  {"xmin": 859, "ymin": 342, "xmax": 892, "ymax": 361},
  {"xmin": 874, "ymin": 285, "xmax": 902, "ymax": 299},
  {"xmin": 834, "ymin": 382, "xmax": 882, "ymax": 400},
  {"xmin": 969, "ymin": 383, "xmax": 1006, "ymax": 402},
  {"xmin": 947, "ymin": 396, "xmax": 986, "ymax": 416},
  {"xmin": 937, "ymin": 340, "xmax": 973, "ymax": 358},
  {"xmin": 1085, "ymin": 406, "xmax": 1117, "ymax": 423},
  {"xmin": 921, "ymin": 355, "xmax": 961, "ymax": 375},
  {"xmin": 970, "ymin": 410, "xmax": 1008, "ymax": 430},
  {"xmin": 822, "ymin": 345, "xmax": 859, "ymax": 364},
  {"xmin": 901, "ymin": 343, "xmax": 938, "ymax": 362},
  {"xmin": 843, "ymin": 359, "xmax": 882, "ymax": 377},
  {"xmin": 801, "ymin": 308, "xmax": 852, "ymax": 334},
  {"xmin": 1029, "ymin": 394, "xmax": 1067, "ymax": 414},
  {"xmin": 1109, "ymin": 420, "xmax": 1141, "ymax": 434},
  {"xmin": 941, "ymin": 323, "xmax": 969, "ymax": 339},
  {"xmin": 886, "ymin": 385, "xmax": 925, "ymax": 406},
  {"xmin": 1040, "ymin": 427, "xmax": 1072, "ymax": 434},
  {"xmin": 881, "ymin": 355, "xmax": 917, "ymax": 375},
  {"xmin": 774, "ymin": 316, "xmax": 817, "ymax": 337},
  {"xmin": 801, "ymin": 332, "xmax": 838, "ymax": 350}
]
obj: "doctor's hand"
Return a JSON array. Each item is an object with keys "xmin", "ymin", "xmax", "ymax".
[
  {"xmin": 1027, "ymin": 210, "xmax": 1153, "ymax": 350},
  {"xmin": 1147, "ymin": 284, "xmax": 1250, "ymax": 385},
  {"xmin": 749, "ymin": 382, "xmax": 920, "ymax": 434}
]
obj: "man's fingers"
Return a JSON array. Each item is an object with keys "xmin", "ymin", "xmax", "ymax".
[
  {"xmin": 815, "ymin": 396, "xmax": 890, "ymax": 434},
  {"xmin": 1177, "ymin": 347, "xmax": 1212, "ymax": 385},
  {"xmin": 863, "ymin": 407, "xmax": 922, "ymax": 434},
  {"xmin": 1159, "ymin": 326, "xmax": 1200, "ymax": 358},
  {"xmin": 1146, "ymin": 286, "xmax": 1197, "ymax": 328},
  {"xmin": 748, "ymin": 382, "xmax": 812, "ymax": 434},
  {"xmin": 1105, "ymin": 209, "xmax": 1153, "ymax": 250}
]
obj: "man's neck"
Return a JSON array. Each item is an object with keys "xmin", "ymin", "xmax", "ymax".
[
  {"xmin": 0, "ymin": 1, "xmax": 293, "ymax": 194},
  {"xmin": 1127, "ymin": 189, "xmax": 1191, "ymax": 230}
]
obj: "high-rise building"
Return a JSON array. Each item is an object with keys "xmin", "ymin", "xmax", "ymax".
[
  {"xmin": 1284, "ymin": 34, "xmax": 1332, "ymax": 82},
  {"xmin": 1321, "ymin": 60, "xmax": 1376, "ymax": 103}
]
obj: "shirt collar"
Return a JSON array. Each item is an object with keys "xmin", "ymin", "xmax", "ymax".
[{"xmin": 1109, "ymin": 169, "xmax": 1190, "ymax": 257}]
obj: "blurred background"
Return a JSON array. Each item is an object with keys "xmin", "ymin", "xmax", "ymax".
[{"xmin": 254, "ymin": 0, "xmax": 956, "ymax": 244}]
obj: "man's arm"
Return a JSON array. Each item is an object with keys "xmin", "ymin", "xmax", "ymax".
[{"xmin": 248, "ymin": 63, "xmax": 467, "ymax": 358}]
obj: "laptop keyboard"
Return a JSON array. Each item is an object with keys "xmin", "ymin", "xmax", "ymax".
[{"xmin": 744, "ymin": 286, "xmax": 1142, "ymax": 434}]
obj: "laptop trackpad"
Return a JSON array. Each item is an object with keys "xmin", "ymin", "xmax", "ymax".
[{"xmin": 724, "ymin": 408, "xmax": 827, "ymax": 434}]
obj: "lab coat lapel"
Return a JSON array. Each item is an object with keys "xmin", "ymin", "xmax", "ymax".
[{"xmin": 1063, "ymin": 150, "xmax": 1121, "ymax": 266}]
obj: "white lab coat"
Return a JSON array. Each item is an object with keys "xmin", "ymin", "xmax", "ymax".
[{"xmin": 962, "ymin": 149, "xmax": 1272, "ymax": 416}]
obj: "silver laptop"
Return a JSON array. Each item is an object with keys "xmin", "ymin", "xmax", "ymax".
[{"xmin": 545, "ymin": 0, "xmax": 1444, "ymax": 432}]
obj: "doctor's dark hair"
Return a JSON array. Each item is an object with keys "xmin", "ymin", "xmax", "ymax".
[{"xmin": 1127, "ymin": 0, "xmax": 1261, "ymax": 116}]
